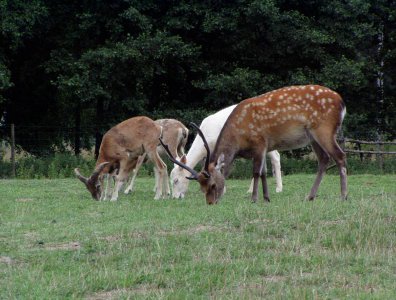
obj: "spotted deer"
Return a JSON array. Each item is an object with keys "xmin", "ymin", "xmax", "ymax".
[
  {"xmin": 161, "ymin": 85, "xmax": 347, "ymax": 204},
  {"xmin": 170, "ymin": 105, "xmax": 282, "ymax": 199},
  {"xmin": 124, "ymin": 119, "xmax": 188, "ymax": 194},
  {"xmin": 74, "ymin": 116, "xmax": 168, "ymax": 201}
]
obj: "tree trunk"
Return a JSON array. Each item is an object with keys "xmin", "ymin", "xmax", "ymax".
[
  {"xmin": 74, "ymin": 101, "xmax": 81, "ymax": 156},
  {"xmin": 376, "ymin": 22, "xmax": 385, "ymax": 133},
  {"xmin": 95, "ymin": 98, "xmax": 104, "ymax": 159},
  {"xmin": 376, "ymin": 22, "xmax": 385, "ymax": 173}
]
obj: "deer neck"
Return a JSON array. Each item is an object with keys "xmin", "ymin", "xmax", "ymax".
[
  {"xmin": 185, "ymin": 140, "xmax": 206, "ymax": 169},
  {"xmin": 210, "ymin": 128, "xmax": 238, "ymax": 177}
]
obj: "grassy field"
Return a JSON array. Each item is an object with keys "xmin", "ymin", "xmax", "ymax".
[{"xmin": 0, "ymin": 174, "xmax": 395, "ymax": 299}]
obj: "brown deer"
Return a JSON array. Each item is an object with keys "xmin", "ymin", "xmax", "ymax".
[
  {"xmin": 124, "ymin": 119, "xmax": 188, "ymax": 194},
  {"xmin": 161, "ymin": 85, "xmax": 347, "ymax": 204},
  {"xmin": 74, "ymin": 116, "xmax": 168, "ymax": 201}
]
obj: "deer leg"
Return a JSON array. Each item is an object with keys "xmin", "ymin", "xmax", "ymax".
[
  {"xmin": 311, "ymin": 131, "xmax": 347, "ymax": 200},
  {"xmin": 252, "ymin": 152, "xmax": 267, "ymax": 202},
  {"xmin": 152, "ymin": 166, "xmax": 169, "ymax": 196},
  {"xmin": 260, "ymin": 172, "xmax": 270, "ymax": 202},
  {"xmin": 111, "ymin": 160, "xmax": 133, "ymax": 201},
  {"xmin": 163, "ymin": 165, "xmax": 170, "ymax": 196},
  {"xmin": 111, "ymin": 179, "xmax": 124, "ymax": 201},
  {"xmin": 125, "ymin": 168, "xmax": 138, "ymax": 194},
  {"xmin": 100, "ymin": 174, "xmax": 114, "ymax": 201},
  {"xmin": 308, "ymin": 140, "xmax": 330, "ymax": 200},
  {"xmin": 148, "ymin": 151, "xmax": 168, "ymax": 199},
  {"xmin": 326, "ymin": 141, "xmax": 347, "ymax": 200},
  {"xmin": 125, "ymin": 153, "xmax": 146, "ymax": 194},
  {"xmin": 251, "ymin": 175, "xmax": 260, "ymax": 203},
  {"xmin": 335, "ymin": 147, "xmax": 348, "ymax": 200},
  {"xmin": 100, "ymin": 174, "xmax": 109, "ymax": 201},
  {"xmin": 153, "ymin": 166, "xmax": 159, "ymax": 193},
  {"xmin": 155, "ymin": 163, "xmax": 168, "ymax": 199},
  {"xmin": 261, "ymin": 157, "xmax": 270, "ymax": 202},
  {"xmin": 268, "ymin": 150, "xmax": 283, "ymax": 193},
  {"xmin": 252, "ymin": 148, "xmax": 270, "ymax": 202},
  {"xmin": 103, "ymin": 169, "xmax": 118, "ymax": 200},
  {"xmin": 247, "ymin": 178, "xmax": 254, "ymax": 194}
]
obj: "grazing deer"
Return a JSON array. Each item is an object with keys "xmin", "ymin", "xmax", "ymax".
[
  {"xmin": 170, "ymin": 105, "xmax": 282, "ymax": 199},
  {"xmin": 74, "ymin": 116, "xmax": 168, "ymax": 201},
  {"xmin": 161, "ymin": 85, "xmax": 347, "ymax": 204},
  {"xmin": 124, "ymin": 119, "xmax": 188, "ymax": 194}
]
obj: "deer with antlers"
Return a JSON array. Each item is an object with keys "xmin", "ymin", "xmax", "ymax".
[
  {"xmin": 124, "ymin": 119, "xmax": 188, "ymax": 195},
  {"xmin": 161, "ymin": 85, "xmax": 347, "ymax": 204},
  {"xmin": 74, "ymin": 116, "xmax": 169, "ymax": 201},
  {"xmin": 170, "ymin": 105, "xmax": 282, "ymax": 199}
]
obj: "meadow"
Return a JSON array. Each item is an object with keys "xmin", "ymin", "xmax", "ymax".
[{"xmin": 0, "ymin": 174, "xmax": 395, "ymax": 299}]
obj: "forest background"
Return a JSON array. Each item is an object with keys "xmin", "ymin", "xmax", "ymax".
[{"xmin": 0, "ymin": 0, "xmax": 395, "ymax": 157}]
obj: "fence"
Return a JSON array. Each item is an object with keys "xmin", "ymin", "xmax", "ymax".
[
  {"xmin": 340, "ymin": 138, "xmax": 396, "ymax": 172},
  {"xmin": 1, "ymin": 124, "xmax": 396, "ymax": 177},
  {"xmin": 0, "ymin": 124, "xmax": 98, "ymax": 178}
]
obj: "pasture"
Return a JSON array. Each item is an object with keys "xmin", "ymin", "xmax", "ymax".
[{"xmin": 1, "ymin": 174, "xmax": 395, "ymax": 299}]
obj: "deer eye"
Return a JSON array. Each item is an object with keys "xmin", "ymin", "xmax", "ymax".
[{"xmin": 173, "ymin": 178, "xmax": 179, "ymax": 184}]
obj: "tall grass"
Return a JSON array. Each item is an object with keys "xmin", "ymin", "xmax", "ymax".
[{"xmin": 0, "ymin": 175, "xmax": 395, "ymax": 299}]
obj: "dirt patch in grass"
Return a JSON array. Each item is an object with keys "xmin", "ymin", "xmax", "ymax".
[
  {"xmin": 86, "ymin": 288, "xmax": 129, "ymax": 300},
  {"xmin": 0, "ymin": 256, "xmax": 13, "ymax": 265},
  {"xmin": 24, "ymin": 232, "xmax": 38, "ymax": 240},
  {"xmin": 320, "ymin": 219, "xmax": 345, "ymax": 226},
  {"xmin": 86, "ymin": 285, "xmax": 168, "ymax": 299},
  {"xmin": 100, "ymin": 231, "xmax": 148, "ymax": 242},
  {"xmin": 16, "ymin": 198, "xmax": 34, "ymax": 202},
  {"xmin": 262, "ymin": 275, "xmax": 287, "ymax": 282},
  {"xmin": 158, "ymin": 224, "xmax": 223, "ymax": 236},
  {"xmin": 384, "ymin": 216, "xmax": 396, "ymax": 224},
  {"xmin": 184, "ymin": 224, "xmax": 220, "ymax": 234},
  {"xmin": 100, "ymin": 225, "xmax": 220, "ymax": 242},
  {"xmin": 100, "ymin": 235, "xmax": 123, "ymax": 242},
  {"xmin": 247, "ymin": 219, "xmax": 271, "ymax": 225},
  {"xmin": 43, "ymin": 241, "xmax": 81, "ymax": 251}
]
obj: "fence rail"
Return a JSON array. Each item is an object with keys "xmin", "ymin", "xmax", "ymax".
[
  {"xmin": 339, "ymin": 137, "xmax": 396, "ymax": 172},
  {"xmin": 342, "ymin": 138, "xmax": 396, "ymax": 145},
  {"xmin": 1, "ymin": 124, "xmax": 396, "ymax": 176},
  {"xmin": 344, "ymin": 150, "xmax": 396, "ymax": 154}
]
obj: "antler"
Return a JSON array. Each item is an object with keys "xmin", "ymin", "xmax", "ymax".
[
  {"xmin": 190, "ymin": 122, "xmax": 210, "ymax": 172},
  {"xmin": 74, "ymin": 168, "xmax": 88, "ymax": 184},
  {"xmin": 159, "ymin": 138, "xmax": 199, "ymax": 180},
  {"xmin": 89, "ymin": 162, "xmax": 110, "ymax": 183},
  {"xmin": 75, "ymin": 162, "xmax": 109, "ymax": 186}
]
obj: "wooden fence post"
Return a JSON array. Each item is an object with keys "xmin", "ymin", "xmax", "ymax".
[
  {"xmin": 376, "ymin": 136, "xmax": 384, "ymax": 173},
  {"xmin": 11, "ymin": 124, "xmax": 16, "ymax": 177}
]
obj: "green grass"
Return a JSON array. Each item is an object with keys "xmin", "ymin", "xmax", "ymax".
[{"xmin": 0, "ymin": 174, "xmax": 395, "ymax": 299}]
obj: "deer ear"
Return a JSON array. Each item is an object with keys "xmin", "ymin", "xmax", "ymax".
[
  {"xmin": 216, "ymin": 153, "xmax": 225, "ymax": 173},
  {"xmin": 176, "ymin": 155, "xmax": 187, "ymax": 170}
]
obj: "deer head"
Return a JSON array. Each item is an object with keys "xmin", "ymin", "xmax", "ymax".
[
  {"xmin": 160, "ymin": 123, "xmax": 226, "ymax": 204},
  {"xmin": 74, "ymin": 162, "xmax": 109, "ymax": 200},
  {"xmin": 169, "ymin": 155, "xmax": 190, "ymax": 198}
]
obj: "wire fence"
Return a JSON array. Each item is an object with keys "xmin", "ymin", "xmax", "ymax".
[{"xmin": 1, "ymin": 124, "xmax": 98, "ymax": 154}]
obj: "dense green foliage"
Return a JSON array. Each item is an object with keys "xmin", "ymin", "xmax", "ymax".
[
  {"xmin": 1, "ymin": 0, "xmax": 395, "ymax": 154},
  {"xmin": 1, "ymin": 176, "xmax": 395, "ymax": 298}
]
